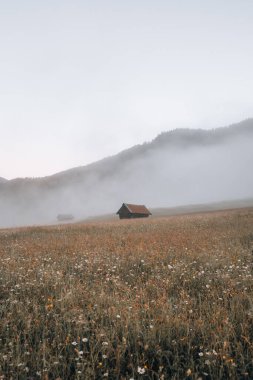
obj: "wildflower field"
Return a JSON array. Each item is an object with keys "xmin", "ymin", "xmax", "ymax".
[{"xmin": 0, "ymin": 208, "xmax": 253, "ymax": 379}]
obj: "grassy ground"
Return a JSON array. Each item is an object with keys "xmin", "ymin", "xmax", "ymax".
[{"xmin": 0, "ymin": 208, "xmax": 253, "ymax": 379}]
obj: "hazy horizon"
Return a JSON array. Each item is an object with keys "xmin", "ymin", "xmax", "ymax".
[
  {"xmin": 1, "ymin": 0, "xmax": 253, "ymax": 179},
  {"xmin": 0, "ymin": 122, "xmax": 253, "ymax": 228}
]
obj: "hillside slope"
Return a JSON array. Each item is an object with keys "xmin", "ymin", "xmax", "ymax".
[{"xmin": 0, "ymin": 119, "xmax": 253, "ymax": 227}]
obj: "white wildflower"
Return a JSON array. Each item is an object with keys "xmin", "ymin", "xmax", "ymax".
[{"xmin": 137, "ymin": 366, "xmax": 145, "ymax": 374}]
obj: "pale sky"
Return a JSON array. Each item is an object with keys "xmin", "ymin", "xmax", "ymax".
[{"xmin": 0, "ymin": 0, "xmax": 253, "ymax": 179}]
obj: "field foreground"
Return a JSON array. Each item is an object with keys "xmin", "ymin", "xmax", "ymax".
[{"xmin": 0, "ymin": 209, "xmax": 253, "ymax": 379}]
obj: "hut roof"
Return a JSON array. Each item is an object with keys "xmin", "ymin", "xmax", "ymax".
[{"xmin": 117, "ymin": 203, "xmax": 151, "ymax": 215}]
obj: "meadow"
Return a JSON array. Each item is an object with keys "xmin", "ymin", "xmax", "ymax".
[{"xmin": 0, "ymin": 208, "xmax": 253, "ymax": 379}]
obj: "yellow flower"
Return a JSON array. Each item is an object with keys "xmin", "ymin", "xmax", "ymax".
[
  {"xmin": 186, "ymin": 369, "xmax": 192, "ymax": 376},
  {"xmin": 45, "ymin": 303, "xmax": 53, "ymax": 311}
]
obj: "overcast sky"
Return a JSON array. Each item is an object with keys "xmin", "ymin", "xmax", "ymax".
[{"xmin": 0, "ymin": 0, "xmax": 252, "ymax": 179}]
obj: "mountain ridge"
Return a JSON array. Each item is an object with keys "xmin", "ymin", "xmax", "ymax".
[
  {"xmin": 40, "ymin": 118, "xmax": 253, "ymax": 182},
  {"xmin": 4, "ymin": 118, "xmax": 253, "ymax": 185}
]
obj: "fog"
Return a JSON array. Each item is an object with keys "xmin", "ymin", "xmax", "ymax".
[
  {"xmin": 0, "ymin": 123, "xmax": 252, "ymax": 228},
  {"xmin": 1, "ymin": 1, "xmax": 253, "ymax": 179}
]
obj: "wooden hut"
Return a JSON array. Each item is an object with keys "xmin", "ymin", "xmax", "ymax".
[
  {"xmin": 57, "ymin": 214, "xmax": 74, "ymax": 222},
  {"xmin": 116, "ymin": 203, "xmax": 152, "ymax": 219}
]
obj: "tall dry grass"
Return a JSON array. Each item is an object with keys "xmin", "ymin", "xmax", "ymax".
[{"xmin": 0, "ymin": 209, "xmax": 253, "ymax": 379}]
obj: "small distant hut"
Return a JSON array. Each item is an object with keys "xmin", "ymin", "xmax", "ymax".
[
  {"xmin": 57, "ymin": 214, "xmax": 74, "ymax": 222},
  {"xmin": 116, "ymin": 203, "xmax": 152, "ymax": 219}
]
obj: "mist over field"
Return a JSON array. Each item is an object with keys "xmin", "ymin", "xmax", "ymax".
[{"xmin": 0, "ymin": 119, "xmax": 253, "ymax": 228}]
